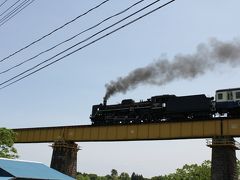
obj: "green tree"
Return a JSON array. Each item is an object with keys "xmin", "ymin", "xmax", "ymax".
[
  {"xmin": 0, "ymin": 128, "xmax": 18, "ymax": 159},
  {"xmin": 151, "ymin": 160, "xmax": 211, "ymax": 180},
  {"xmin": 174, "ymin": 160, "xmax": 210, "ymax": 180},
  {"xmin": 119, "ymin": 172, "xmax": 130, "ymax": 180},
  {"xmin": 88, "ymin": 174, "xmax": 98, "ymax": 180},
  {"xmin": 111, "ymin": 169, "xmax": 118, "ymax": 180},
  {"xmin": 151, "ymin": 176, "xmax": 167, "ymax": 180},
  {"xmin": 236, "ymin": 160, "xmax": 240, "ymax": 178},
  {"xmin": 105, "ymin": 174, "xmax": 112, "ymax": 180},
  {"xmin": 77, "ymin": 172, "xmax": 109, "ymax": 180},
  {"xmin": 76, "ymin": 174, "xmax": 90, "ymax": 180},
  {"xmin": 131, "ymin": 172, "xmax": 144, "ymax": 180}
]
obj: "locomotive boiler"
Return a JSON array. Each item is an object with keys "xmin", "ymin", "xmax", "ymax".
[{"xmin": 90, "ymin": 88, "xmax": 240, "ymax": 125}]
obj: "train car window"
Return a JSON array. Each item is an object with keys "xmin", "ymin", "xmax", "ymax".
[
  {"xmin": 236, "ymin": 92, "xmax": 240, "ymax": 99},
  {"xmin": 227, "ymin": 92, "xmax": 233, "ymax": 100},
  {"xmin": 217, "ymin": 93, "xmax": 223, "ymax": 100}
]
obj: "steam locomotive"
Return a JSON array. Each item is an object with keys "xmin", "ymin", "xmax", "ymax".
[{"xmin": 90, "ymin": 88, "xmax": 240, "ymax": 125}]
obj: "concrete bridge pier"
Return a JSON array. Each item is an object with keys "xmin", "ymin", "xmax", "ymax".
[
  {"xmin": 50, "ymin": 141, "xmax": 79, "ymax": 177},
  {"xmin": 207, "ymin": 137, "xmax": 239, "ymax": 180}
]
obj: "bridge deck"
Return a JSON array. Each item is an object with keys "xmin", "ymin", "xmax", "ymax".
[{"xmin": 13, "ymin": 119, "xmax": 240, "ymax": 143}]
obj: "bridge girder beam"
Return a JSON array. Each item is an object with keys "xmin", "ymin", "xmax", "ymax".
[{"xmin": 13, "ymin": 119, "xmax": 240, "ymax": 143}]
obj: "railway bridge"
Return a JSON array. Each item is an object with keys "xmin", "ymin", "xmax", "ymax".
[{"xmin": 14, "ymin": 118, "xmax": 240, "ymax": 180}]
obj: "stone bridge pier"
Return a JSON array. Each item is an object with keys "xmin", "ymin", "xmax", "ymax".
[
  {"xmin": 207, "ymin": 136, "xmax": 239, "ymax": 180},
  {"xmin": 50, "ymin": 141, "xmax": 79, "ymax": 178}
]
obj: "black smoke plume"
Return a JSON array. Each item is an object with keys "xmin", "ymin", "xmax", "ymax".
[{"xmin": 104, "ymin": 38, "xmax": 240, "ymax": 100}]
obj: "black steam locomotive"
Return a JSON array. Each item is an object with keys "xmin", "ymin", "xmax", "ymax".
[{"xmin": 90, "ymin": 88, "xmax": 240, "ymax": 125}]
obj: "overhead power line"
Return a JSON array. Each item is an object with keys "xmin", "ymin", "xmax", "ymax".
[
  {"xmin": 0, "ymin": 0, "xmax": 34, "ymax": 27},
  {"xmin": 0, "ymin": 0, "xmax": 110, "ymax": 63},
  {"xmin": 0, "ymin": 0, "xmax": 176, "ymax": 90},
  {"xmin": 0, "ymin": 0, "xmax": 8, "ymax": 8},
  {"xmin": 1, "ymin": 0, "xmax": 163, "ymax": 83},
  {"xmin": 0, "ymin": 0, "xmax": 30, "ymax": 22},
  {"xmin": 0, "ymin": 0, "xmax": 21, "ymax": 17},
  {"xmin": 0, "ymin": 0, "xmax": 145, "ymax": 75}
]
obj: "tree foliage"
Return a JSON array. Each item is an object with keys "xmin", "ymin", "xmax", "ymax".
[
  {"xmin": 77, "ymin": 160, "xmax": 240, "ymax": 180},
  {"xmin": 131, "ymin": 172, "xmax": 144, "ymax": 180},
  {"xmin": 77, "ymin": 170, "xmax": 132, "ymax": 180},
  {"xmin": 111, "ymin": 169, "xmax": 118, "ymax": 180},
  {"xmin": 119, "ymin": 172, "xmax": 130, "ymax": 180},
  {"xmin": 152, "ymin": 160, "xmax": 211, "ymax": 180},
  {"xmin": 237, "ymin": 160, "xmax": 240, "ymax": 177},
  {"xmin": 0, "ymin": 128, "xmax": 18, "ymax": 159}
]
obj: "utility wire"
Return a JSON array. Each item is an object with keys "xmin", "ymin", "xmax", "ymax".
[
  {"xmin": 0, "ymin": 0, "xmax": 34, "ymax": 27},
  {"xmin": 0, "ymin": 0, "xmax": 8, "ymax": 8},
  {"xmin": 1, "ymin": 0, "xmax": 163, "ymax": 83},
  {"xmin": 0, "ymin": 0, "xmax": 33, "ymax": 26},
  {"xmin": 0, "ymin": 0, "xmax": 21, "ymax": 17},
  {"xmin": 0, "ymin": 0, "xmax": 110, "ymax": 63},
  {"xmin": 0, "ymin": 0, "xmax": 145, "ymax": 75},
  {"xmin": 0, "ymin": 0, "xmax": 176, "ymax": 90},
  {"xmin": 0, "ymin": 0, "xmax": 165, "ymax": 86},
  {"xmin": 0, "ymin": 0, "xmax": 29, "ymax": 23},
  {"xmin": 0, "ymin": 0, "xmax": 30, "ymax": 22}
]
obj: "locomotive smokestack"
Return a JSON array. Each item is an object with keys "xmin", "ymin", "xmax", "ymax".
[
  {"xmin": 103, "ymin": 97, "xmax": 107, "ymax": 106},
  {"xmin": 104, "ymin": 37, "xmax": 240, "ymax": 99}
]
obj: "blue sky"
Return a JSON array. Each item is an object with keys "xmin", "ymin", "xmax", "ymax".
[{"xmin": 0, "ymin": 0, "xmax": 240, "ymax": 177}]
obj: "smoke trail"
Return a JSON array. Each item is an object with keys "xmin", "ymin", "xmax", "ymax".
[{"xmin": 104, "ymin": 38, "xmax": 240, "ymax": 100}]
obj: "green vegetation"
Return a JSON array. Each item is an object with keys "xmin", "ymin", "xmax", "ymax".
[
  {"xmin": 77, "ymin": 160, "xmax": 240, "ymax": 180},
  {"xmin": 0, "ymin": 127, "xmax": 18, "ymax": 159},
  {"xmin": 76, "ymin": 170, "xmax": 143, "ymax": 180},
  {"xmin": 151, "ymin": 160, "xmax": 211, "ymax": 180}
]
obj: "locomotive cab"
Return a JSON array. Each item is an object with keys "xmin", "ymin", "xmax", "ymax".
[{"xmin": 121, "ymin": 99, "xmax": 135, "ymax": 105}]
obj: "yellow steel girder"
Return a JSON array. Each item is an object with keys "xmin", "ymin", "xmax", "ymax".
[{"xmin": 13, "ymin": 118, "xmax": 240, "ymax": 143}]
